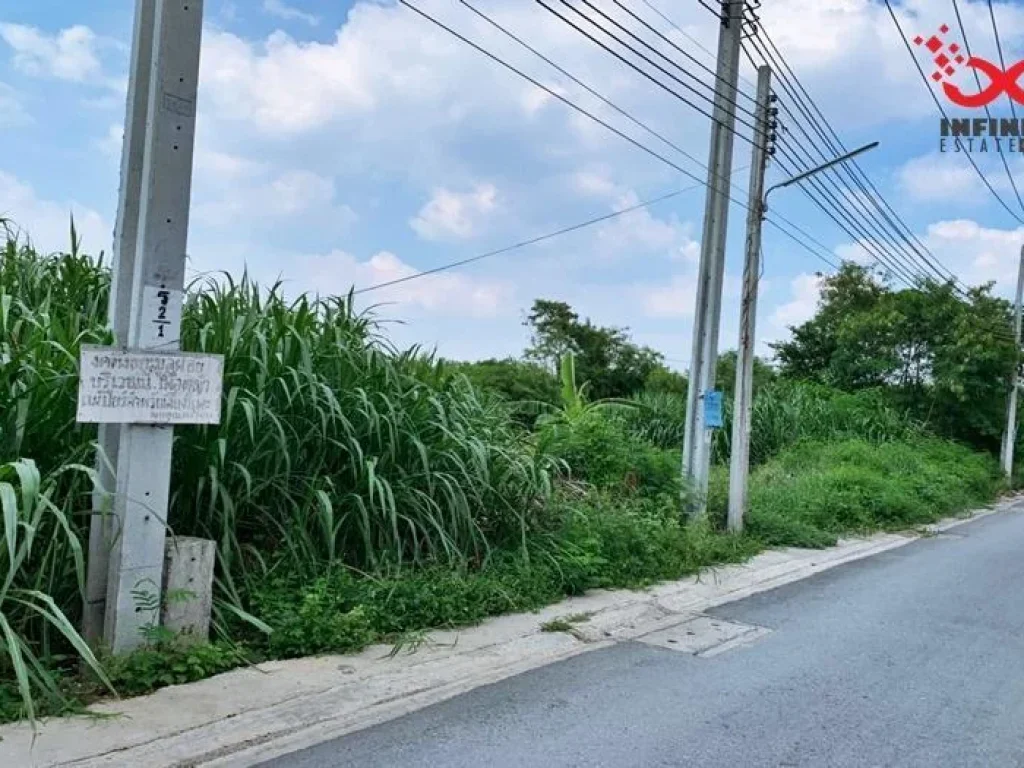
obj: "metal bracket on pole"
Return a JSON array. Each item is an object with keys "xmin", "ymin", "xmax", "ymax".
[{"xmin": 100, "ymin": 0, "xmax": 204, "ymax": 654}]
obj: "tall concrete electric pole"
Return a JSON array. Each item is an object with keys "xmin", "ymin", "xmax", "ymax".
[
  {"xmin": 725, "ymin": 136, "xmax": 880, "ymax": 531},
  {"xmin": 727, "ymin": 65, "xmax": 772, "ymax": 533},
  {"xmin": 84, "ymin": 0, "xmax": 205, "ymax": 654},
  {"xmin": 85, "ymin": 0, "xmax": 157, "ymax": 645},
  {"xmin": 682, "ymin": 0, "xmax": 744, "ymax": 514},
  {"xmin": 1001, "ymin": 245, "xmax": 1024, "ymax": 479}
]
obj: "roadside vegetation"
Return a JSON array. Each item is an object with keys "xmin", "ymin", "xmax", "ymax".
[{"xmin": 0, "ymin": 234, "xmax": 1012, "ymax": 723}]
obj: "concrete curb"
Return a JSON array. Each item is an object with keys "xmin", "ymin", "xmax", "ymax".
[{"xmin": 1, "ymin": 498, "xmax": 1018, "ymax": 768}]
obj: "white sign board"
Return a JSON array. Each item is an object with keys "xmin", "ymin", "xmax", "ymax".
[{"xmin": 76, "ymin": 346, "xmax": 224, "ymax": 425}]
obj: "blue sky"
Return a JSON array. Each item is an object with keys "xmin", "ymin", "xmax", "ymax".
[{"xmin": 3, "ymin": 0, "xmax": 1024, "ymax": 366}]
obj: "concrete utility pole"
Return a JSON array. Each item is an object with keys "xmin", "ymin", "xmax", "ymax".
[
  {"xmin": 727, "ymin": 65, "xmax": 772, "ymax": 534},
  {"xmin": 85, "ymin": 0, "xmax": 157, "ymax": 645},
  {"xmin": 682, "ymin": 0, "xmax": 744, "ymax": 514},
  {"xmin": 725, "ymin": 138, "xmax": 879, "ymax": 531},
  {"xmin": 1001, "ymin": 245, "xmax": 1024, "ymax": 479},
  {"xmin": 92, "ymin": 0, "xmax": 204, "ymax": 653}
]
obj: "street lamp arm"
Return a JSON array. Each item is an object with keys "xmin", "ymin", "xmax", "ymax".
[{"xmin": 763, "ymin": 141, "xmax": 880, "ymax": 211}]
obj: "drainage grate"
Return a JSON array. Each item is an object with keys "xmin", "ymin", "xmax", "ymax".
[{"xmin": 635, "ymin": 615, "xmax": 771, "ymax": 657}]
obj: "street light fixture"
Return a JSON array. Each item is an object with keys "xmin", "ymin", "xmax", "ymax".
[{"xmin": 763, "ymin": 141, "xmax": 880, "ymax": 213}]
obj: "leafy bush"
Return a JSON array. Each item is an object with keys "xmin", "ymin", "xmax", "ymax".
[
  {"xmin": 735, "ymin": 438, "xmax": 1000, "ymax": 548},
  {"xmin": 444, "ymin": 358, "xmax": 560, "ymax": 413},
  {"xmin": 0, "ymin": 458, "xmax": 111, "ymax": 722},
  {"xmin": 245, "ymin": 493, "xmax": 760, "ymax": 659},
  {"xmin": 643, "ymin": 366, "xmax": 687, "ymax": 395},
  {"xmin": 538, "ymin": 409, "xmax": 680, "ymax": 498},
  {"xmin": 552, "ymin": 492, "xmax": 758, "ymax": 590},
  {"xmin": 737, "ymin": 381, "xmax": 922, "ymax": 466},
  {"xmin": 0, "ymin": 231, "xmax": 1008, "ymax": 724},
  {"xmin": 619, "ymin": 391, "xmax": 687, "ymax": 450},
  {"xmin": 621, "ymin": 381, "xmax": 922, "ymax": 468},
  {"xmin": 100, "ymin": 641, "xmax": 245, "ymax": 698}
]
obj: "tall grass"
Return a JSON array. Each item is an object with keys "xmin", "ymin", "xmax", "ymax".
[
  {"xmin": 1, "ymin": 236, "xmax": 558, "ymax": 716},
  {"xmin": 738, "ymin": 438, "xmax": 1000, "ymax": 548},
  {"xmin": 175, "ymin": 274, "xmax": 558, "ymax": 592},
  {"xmin": 621, "ymin": 381, "xmax": 921, "ymax": 466},
  {"xmin": 0, "ymin": 459, "xmax": 111, "ymax": 721}
]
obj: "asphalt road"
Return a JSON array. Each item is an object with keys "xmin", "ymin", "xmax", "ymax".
[{"xmin": 263, "ymin": 509, "xmax": 1024, "ymax": 768}]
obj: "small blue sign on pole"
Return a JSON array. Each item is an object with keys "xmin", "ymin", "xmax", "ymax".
[{"xmin": 704, "ymin": 390, "xmax": 724, "ymax": 429}]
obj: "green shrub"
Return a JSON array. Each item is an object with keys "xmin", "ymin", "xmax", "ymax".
[
  {"xmin": 619, "ymin": 391, "xmax": 687, "ymax": 450},
  {"xmin": 0, "ymin": 236, "xmax": 561, "ymax": 716},
  {"xmin": 739, "ymin": 438, "xmax": 1000, "ymax": 548},
  {"xmin": 445, "ymin": 358, "xmax": 560, "ymax": 414},
  {"xmin": 552, "ymin": 493, "xmax": 758, "ymax": 589},
  {"xmin": 621, "ymin": 381, "xmax": 922, "ymax": 467},
  {"xmin": 244, "ymin": 492, "xmax": 761, "ymax": 659},
  {"xmin": 100, "ymin": 641, "xmax": 245, "ymax": 698},
  {"xmin": 538, "ymin": 409, "xmax": 680, "ymax": 498}
]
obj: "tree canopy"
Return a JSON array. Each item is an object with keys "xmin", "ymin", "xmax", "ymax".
[
  {"xmin": 772, "ymin": 264, "xmax": 1017, "ymax": 449},
  {"xmin": 523, "ymin": 299, "xmax": 665, "ymax": 399}
]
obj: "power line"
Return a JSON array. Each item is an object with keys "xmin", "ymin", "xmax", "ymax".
[
  {"xmin": 397, "ymin": 0, "xmax": 838, "ymax": 269},
  {"xmin": 772, "ymin": 151, "xmax": 918, "ymax": 287},
  {"xmin": 636, "ymin": 0, "xmax": 759, "ymax": 90},
  {"xmin": 733, "ymin": 37, "xmax": 927, "ymax": 286},
  {"xmin": 884, "ymin": 0, "xmax": 1024, "ymax": 227},
  {"xmin": 612, "ymin": 0, "xmax": 758, "ymax": 104},
  {"xmin": 987, "ymin": 0, "xmax": 1020, "ymax": 124},
  {"xmin": 574, "ymin": 0, "xmax": 761, "ymax": 120},
  {"xmin": 534, "ymin": 0, "xmax": 765, "ymax": 142},
  {"xmin": 643, "ymin": 0, "xmax": 980, "ymax": 295},
  {"xmin": 744, "ymin": 15, "xmax": 1018, "ymax": 340},
  {"xmin": 511, "ymin": 0, "xmax": 839, "ymax": 267},
  {"xmin": 458, "ymin": 0, "xmax": 708, "ymax": 177},
  {"xmin": 353, "ymin": 187, "xmax": 700, "ymax": 295},
  {"xmin": 982, "ymin": 0, "xmax": 1024, "ymax": 214},
  {"xmin": 462, "ymin": 0, "xmax": 754, "ymax": 206},
  {"xmin": 746, "ymin": 28, "xmax": 1004, "ymax": 306},
  {"xmin": 742, "ymin": 25, "xmax": 959, "ymax": 285}
]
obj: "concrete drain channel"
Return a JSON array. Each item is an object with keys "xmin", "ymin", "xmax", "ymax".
[{"xmin": 635, "ymin": 615, "xmax": 772, "ymax": 658}]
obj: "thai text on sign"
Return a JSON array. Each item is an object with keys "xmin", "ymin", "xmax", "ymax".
[{"xmin": 76, "ymin": 346, "xmax": 224, "ymax": 425}]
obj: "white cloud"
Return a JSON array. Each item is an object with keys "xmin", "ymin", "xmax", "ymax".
[
  {"xmin": 921, "ymin": 219, "xmax": 1024, "ymax": 291},
  {"xmin": 592, "ymin": 191, "xmax": 698, "ymax": 260},
  {"xmin": 896, "ymin": 153, "xmax": 981, "ymax": 203},
  {"xmin": 0, "ymin": 81, "xmax": 28, "ymax": 126},
  {"xmin": 263, "ymin": 0, "xmax": 320, "ymax": 27},
  {"xmin": 194, "ymin": 168, "xmax": 355, "ymax": 228},
  {"xmin": 771, "ymin": 273, "xmax": 823, "ymax": 330},
  {"xmin": 296, "ymin": 249, "xmax": 514, "ymax": 317},
  {"xmin": 195, "ymin": 147, "xmax": 268, "ymax": 180},
  {"xmin": 410, "ymin": 183, "xmax": 498, "ymax": 241},
  {"xmin": 96, "ymin": 123, "xmax": 122, "ymax": 157},
  {"xmin": 642, "ymin": 274, "xmax": 698, "ymax": 318},
  {"xmin": 573, "ymin": 170, "xmax": 617, "ymax": 197},
  {"xmin": 0, "ymin": 23, "xmax": 105, "ymax": 84},
  {"xmin": 753, "ymin": 0, "xmax": 1024, "ymax": 127},
  {"xmin": 0, "ymin": 171, "xmax": 108, "ymax": 254},
  {"xmin": 834, "ymin": 240, "xmax": 877, "ymax": 266},
  {"xmin": 198, "ymin": 25, "xmax": 377, "ymax": 135}
]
